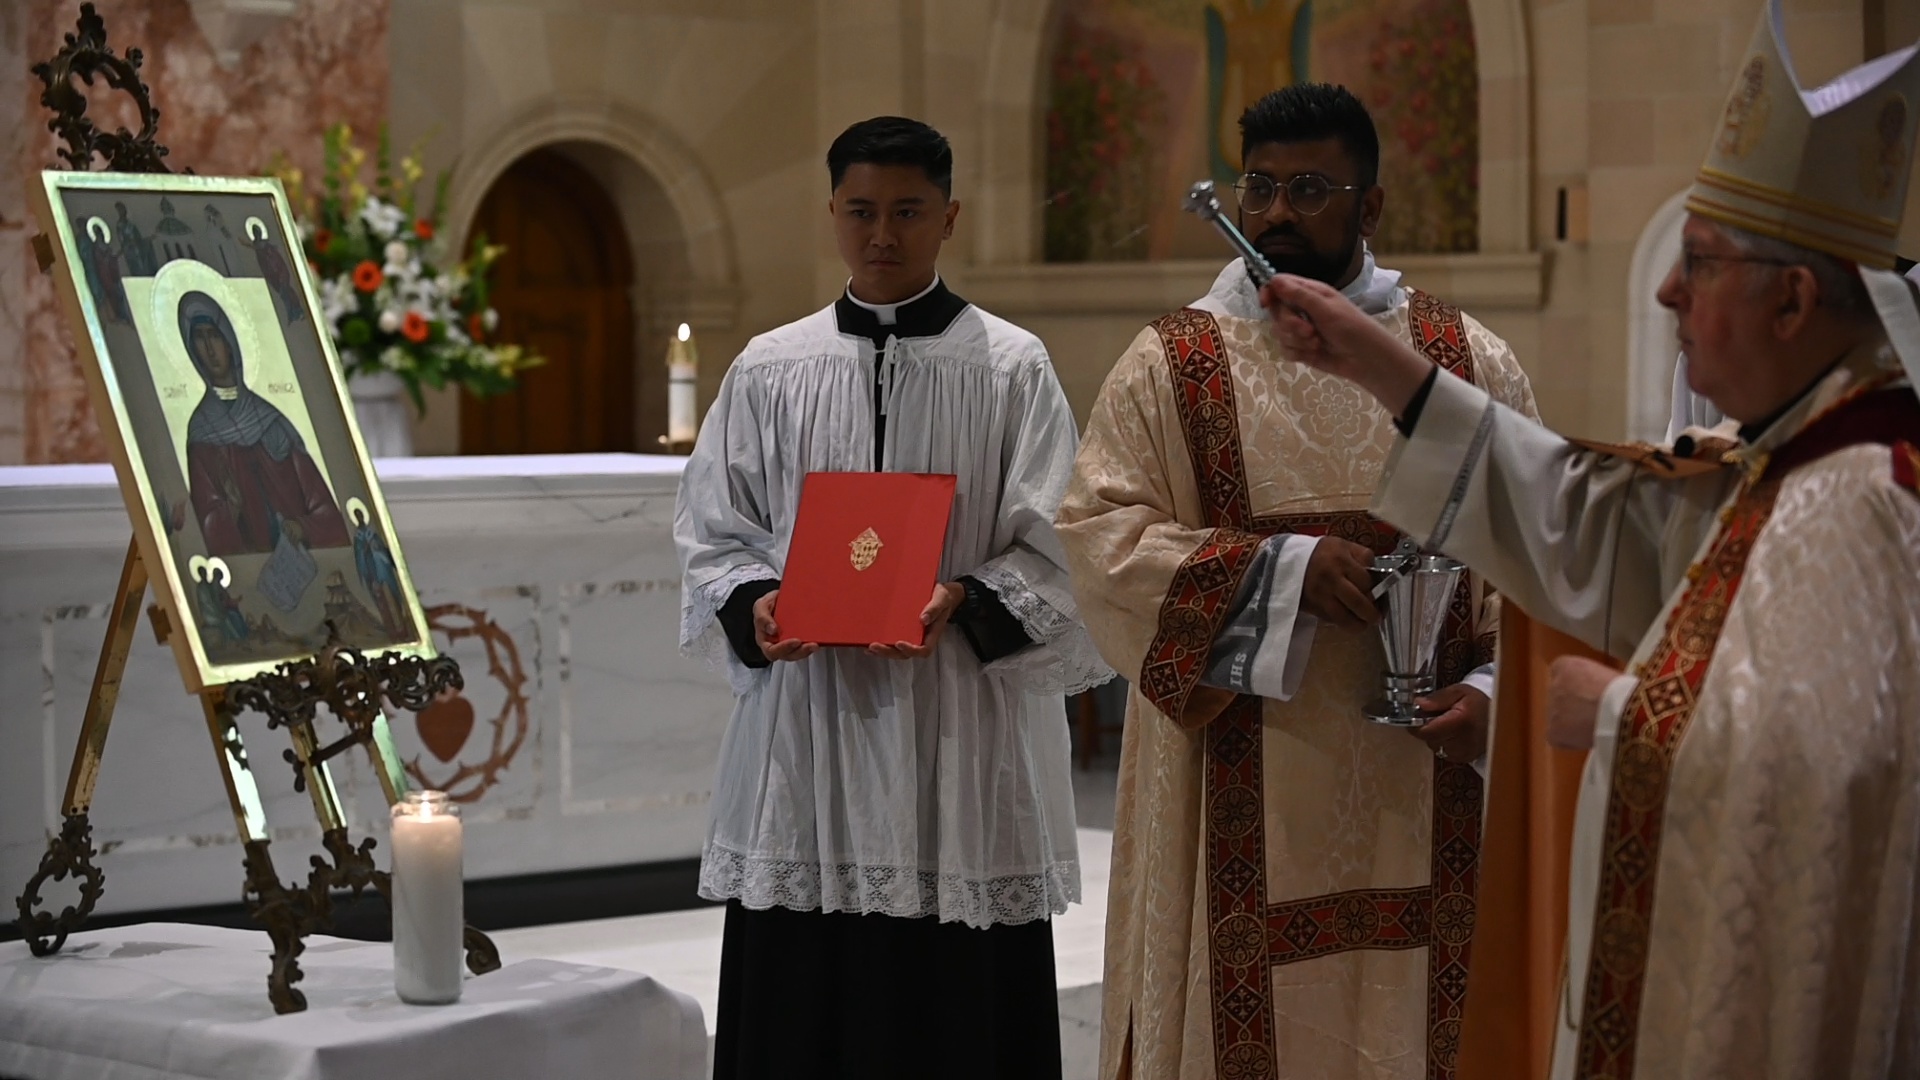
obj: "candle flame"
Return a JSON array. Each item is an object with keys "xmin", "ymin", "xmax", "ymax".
[{"xmin": 676, "ymin": 323, "xmax": 691, "ymax": 342}]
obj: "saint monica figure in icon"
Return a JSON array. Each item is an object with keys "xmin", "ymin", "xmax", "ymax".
[
  {"xmin": 180, "ymin": 290, "xmax": 349, "ymax": 557},
  {"xmin": 40, "ymin": 173, "xmax": 438, "ymax": 688}
]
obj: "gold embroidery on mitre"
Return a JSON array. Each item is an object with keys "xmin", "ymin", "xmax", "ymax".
[
  {"xmin": 1695, "ymin": 166, "xmax": 1900, "ymax": 235},
  {"xmin": 1718, "ymin": 56, "xmax": 1771, "ymax": 159},
  {"xmin": 1686, "ymin": 0, "xmax": 1920, "ymax": 273},
  {"xmin": 1862, "ymin": 94, "xmax": 1910, "ymax": 200},
  {"xmin": 848, "ymin": 527, "xmax": 883, "ymax": 571}
]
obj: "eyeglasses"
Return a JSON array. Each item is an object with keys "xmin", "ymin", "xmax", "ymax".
[
  {"xmin": 1673, "ymin": 250, "xmax": 1800, "ymax": 284},
  {"xmin": 1232, "ymin": 173, "xmax": 1366, "ymax": 216}
]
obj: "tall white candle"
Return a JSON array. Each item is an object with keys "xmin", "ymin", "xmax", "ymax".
[
  {"xmin": 390, "ymin": 790, "xmax": 464, "ymax": 1004},
  {"xmin": 667, "ymin": 322, "xmax": 699, "ymax": 446}
]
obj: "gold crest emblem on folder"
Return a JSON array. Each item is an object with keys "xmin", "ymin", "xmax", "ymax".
[{"xmin": 849, "ymin": 527, "xmax": 883, "ymax": 571}]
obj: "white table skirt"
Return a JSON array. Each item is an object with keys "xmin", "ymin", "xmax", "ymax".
[{"xmin": 0, "ymin": 923, "xmax": 707, "ymax": 1080}]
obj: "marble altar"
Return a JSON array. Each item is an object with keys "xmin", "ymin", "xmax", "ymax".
[{"xmin": 0, "ymin": 453, "xmax": 730, "ymax": 916}]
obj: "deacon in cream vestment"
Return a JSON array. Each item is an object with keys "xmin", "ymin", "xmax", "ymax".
[{"xmin": 1058, "ymin": 243, "xmax": 1536, "ymax": 1077}]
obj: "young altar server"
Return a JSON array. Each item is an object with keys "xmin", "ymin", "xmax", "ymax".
[{"xmin": 674, "ymin": 116, "xmax": 1110, "ymax": 1080}]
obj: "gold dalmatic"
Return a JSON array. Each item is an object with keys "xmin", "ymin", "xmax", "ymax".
[{"xmin": 1139, "ymin": 295, "xmax": 1491, "ymax": 1080}]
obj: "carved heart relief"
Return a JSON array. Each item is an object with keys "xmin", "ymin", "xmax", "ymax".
[{"xmin": 415, "ymin": 693, "xmax": 476, "ymax": 763}]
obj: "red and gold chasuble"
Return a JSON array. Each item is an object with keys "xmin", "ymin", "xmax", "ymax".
[
  {"xmin": 1141, "ymin": 293, "xmax": 1493, "ymax": 1080},
  {"xmin": 1573, "ymin": 382, "xmax": 1920, "ymax": 1079}
]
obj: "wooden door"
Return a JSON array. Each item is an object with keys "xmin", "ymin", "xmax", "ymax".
[{"xmin": 461, "ymin": 150, "xmax": 635, "ymax": 454}]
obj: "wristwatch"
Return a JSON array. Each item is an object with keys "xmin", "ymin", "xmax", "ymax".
[{"xmin": 951, "ymin": 577, "xmax": 989, "ymax": 624}]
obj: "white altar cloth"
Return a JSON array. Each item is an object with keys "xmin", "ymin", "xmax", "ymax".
[
  {"xmin": 0, "ymin": 922, "xmax": 707, "ymax": 1080},
  {"xmin": 1, "ymin": 453, "xmax": 732, "ymax": 917}
]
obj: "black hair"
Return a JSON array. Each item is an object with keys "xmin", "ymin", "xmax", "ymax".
[
  {"xmin": 1238, "ymin": 84, "xmax": 1381, "ymax": 187},
  {"xmin": 826, "ymin": 116, "xmax": 954, "ymax": 197}
]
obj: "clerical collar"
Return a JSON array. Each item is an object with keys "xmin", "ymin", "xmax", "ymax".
[
  {"xmin": 214, "ymin": 385, "xmax": 240, "ymax": 401},
  {"xmin": 1228, "ymin": 244, "xmax": 1403, "ymax": 318},
  {"xmin": 1737, "ymin": 355, "xmax": 1847, "ymax": 444},
  {"xmin": 835, "ymin": 276, "xmax": 970, "ymax": 345}
]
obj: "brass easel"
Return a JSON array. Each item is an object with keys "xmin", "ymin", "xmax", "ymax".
[{"xmin": 12, "ymin": 5, "xmax": 500, "ymax": 1014}]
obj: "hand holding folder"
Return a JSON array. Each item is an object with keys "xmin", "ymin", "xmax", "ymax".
[{"xmin": 765, "ymin": 471, "xmax": 958, "ymax": 653}]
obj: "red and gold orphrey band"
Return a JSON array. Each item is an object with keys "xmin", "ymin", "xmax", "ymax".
[
  {"xmin": 1573, "ymin": 381, "xmax": 1920, "ymax": 1078},
  {"xmin": 1140, "ymin": 295, "xmax": 1488, "ymax": 1080}
]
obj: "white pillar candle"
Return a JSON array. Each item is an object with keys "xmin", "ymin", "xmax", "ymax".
[
  {"xmin": 666, "ymin": 322, "xmax": 699, "ymax": 446},
  {"xmin": 390, "ymin": 790, "xmax": 464, "ymax": 1004}
]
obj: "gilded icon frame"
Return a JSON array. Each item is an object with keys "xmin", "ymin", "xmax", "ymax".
[{"xmin": 32, "ymin": 170, "xmax": 434, "ymax": 691}]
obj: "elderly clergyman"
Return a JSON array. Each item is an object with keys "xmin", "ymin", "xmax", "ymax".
[{"xmin": 1257, "ymin": 4, "xmax": 1920, "ymax": 1077}]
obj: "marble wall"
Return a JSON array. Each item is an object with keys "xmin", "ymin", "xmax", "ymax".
[
  {"xmin": 0, "ymin": 5, "xmax": 29, "ymax": 465},
  {"xmin": 2, "ymin": 0, "xmax": 1916, "ymax": 463},
  {"xmin": 3, "ymin": 0, "xmax": 388, "ymax": 464}
]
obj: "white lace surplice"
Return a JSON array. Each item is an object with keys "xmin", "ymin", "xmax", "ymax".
[{"xmin": 675, "ymin": 302, "xmax": 1111, "ymax": 929}]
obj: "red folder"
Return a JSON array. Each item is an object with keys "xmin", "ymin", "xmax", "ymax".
[{"xmin": 773, "ymin": 472, "xmax": 957, "ymax": 647}]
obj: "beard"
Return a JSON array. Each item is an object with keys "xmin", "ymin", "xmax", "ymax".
[{"xmin": 1248, "ymin": 208, "xmax": 1363, "ymax": 287}]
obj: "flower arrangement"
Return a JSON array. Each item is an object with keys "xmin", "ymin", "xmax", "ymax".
[
  {"xmin": 1043, "ymin": 22, "xmax": 1164, "ymax": 262},
  {"xmin": 271, "ymin": 125, "xmax": 540, "ymax": 411},
  {"xmin": 1364, "ymin": 0, "xmax": 1479, "ymax": 253}
]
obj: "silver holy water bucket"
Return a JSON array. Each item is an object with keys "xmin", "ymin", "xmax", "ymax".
[{"xmin": 1363, "ymin": 544, "xmax": 1467, "ymax": 727}]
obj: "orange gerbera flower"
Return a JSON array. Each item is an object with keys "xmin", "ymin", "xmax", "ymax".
[
  {"xmin": 414, "ymin": 219, "xmax": 435, "ymax": 240},
  {"xmin": 313, "ymin": 228, "xmax": 332, "ymax": 253},
  {"xmin": 401, "ymin": 311, "xmax": 431, "ymax": 343},
  {"xmin": 352, "ymin": 260, "xmax": 383, "ymax": 292},
  {"xmin": 467, "ymin": 312, "xmax": 487, "ymax": 342}
]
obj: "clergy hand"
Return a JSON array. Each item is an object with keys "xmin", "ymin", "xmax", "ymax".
[
  {"xmin": 1258, "ymin": 274, "xmax": 1434, "ymax": 418},
  {"xmin": 869, "ymin": 582, "xmax": 965, "ymax": 660},
  {"xmin": 1410, "ymin": 682, "xmax": 1490, "ymax": 763},
  {"xmin": 1303, "ymin": 537, "xmax": 1381, "ymax": 629},
  {"xmin": 1545, "ymin": 656, "xmax": 1619, "ymax": 751},
  {"xmin": 752, "ymin": 590, "xmax": 818, "ymax": 663}
]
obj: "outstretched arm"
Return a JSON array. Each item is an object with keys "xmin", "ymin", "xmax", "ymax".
[{"xmin": 1258, "ymin": 274, "xmax": 1696, "ymax": 657}]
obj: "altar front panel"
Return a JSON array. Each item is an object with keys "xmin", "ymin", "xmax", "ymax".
[{"xmin": 0, "ymin": 454, "xmax": 730, "ymax": 915}]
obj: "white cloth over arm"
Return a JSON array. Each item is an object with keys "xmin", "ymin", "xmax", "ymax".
[{"xmin": 1197, "ymin": 533, "xmax": 1319, "ymax": 701}]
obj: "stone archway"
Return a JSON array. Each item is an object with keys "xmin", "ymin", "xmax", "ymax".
[
  {"xmin": 462, "ymin": 148, "xmax": 636, "ymax": 455},
  {"xmin": 445, "ymin": 98, "xmax": 742, "ymax": 331},
  {"xmin": 1626, "ymin": 188, "xmax": 1690, "ymax": 442},
  {"xmin": 973, "ymin": 0, "xmax": 1536, "ymax": 264},
  {"xmin": 440, "ymin": 100, "xmax": 743, "ymax": 450}
]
